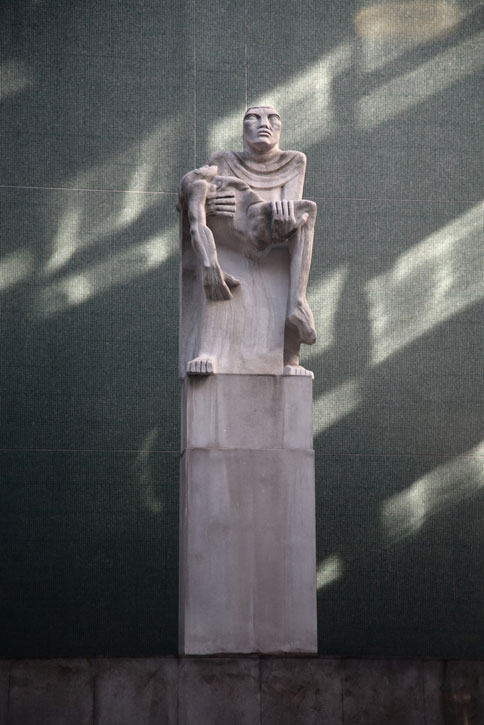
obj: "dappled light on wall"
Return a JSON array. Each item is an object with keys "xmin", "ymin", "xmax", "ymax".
[
  {"xmin": 366, "ymin": 200, "xmax": 484, "ymax": 366},
  {"xmin": 0, "ymin": 59, "xmax": 32, "ymax": 101},
  {"xmin": 317, "ymin": 554, "xmax": 345, "ymax": 590},
  {"xmin": 0, "ymin": 248, "xmax": 34, "ymax": 293},
  {"xmin": 313, "ymin": 378, "xmax": 362, "ymax": 435},
  {"xmin": 209, "ymin": 42, "xmax": 353, "ymax": 153},
  {"xmin": 356, "ymin": 29, "xmax": 484, "ymax": 127},
  {"xmin": 307, "ymin": 265, "xmax": 349, "ymax": 359},
  {"xmin": 43, "ymin": 119, "xmax": 179, "ymax": 276},
  {"xmin": 381, "ymin": 440, "xmax": 484, "ymax": 543},
  {"xmin": 38, "ymin": 229, "xmax": 176, "ymax": 316},
  {"xmin": 135, "ymin": 426, "xmax": 164, "ymax": 515},
  {"xmin": 354, "ymin": 1, "xmax": 464, "ymax": 71}
]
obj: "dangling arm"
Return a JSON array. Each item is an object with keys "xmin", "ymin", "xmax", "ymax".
[{"xmin": 181, "ymin": 172, "xmax": 239, "ymax": 300}]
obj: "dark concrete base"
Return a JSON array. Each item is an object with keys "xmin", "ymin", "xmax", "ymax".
[{"xmin": 1, "ymin": 656, "xmax": 484, "ymax": 724}]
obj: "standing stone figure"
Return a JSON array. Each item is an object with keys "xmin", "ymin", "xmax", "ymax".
[{"xmin": 178, "ymin": 106, "xmax": 317, "ymax": 377}]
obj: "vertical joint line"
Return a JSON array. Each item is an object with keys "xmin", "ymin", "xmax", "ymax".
[
  {"xmin": 244, "ymin": 0, "xmax": 248, "ymax": 107},
  {"xmin": 193, "ymin": 0, "xmax": 197, "ymax": 165}
]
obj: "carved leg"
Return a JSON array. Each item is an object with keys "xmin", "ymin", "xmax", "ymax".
[
  {"xmin": 283, "ymin": 322, "xmax": 314, "ymax": 378},
  {"xmin": 287, "ymin": 200, "xmax": 317, "ymax": 346}
]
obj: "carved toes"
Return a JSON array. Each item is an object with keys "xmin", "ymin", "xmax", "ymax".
[
  {"xmin": 187, "ymin": 357, "xmax": 215, "ymax": 376},
  {"xmin": 283, "ymin": 364, "xmax": 314, "ymax": 379}
]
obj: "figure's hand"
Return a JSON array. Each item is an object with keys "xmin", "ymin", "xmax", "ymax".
[
  {"xmin": 271, "ymin": 200, "xmax": 306, "ymax": 240},
  {"xmin": 206, "ymin": 187, "xmax": 236, "ymax": 218},
  {"xmin": 203, "ymin": 263, "xmax": 240, "ymax": 301}
]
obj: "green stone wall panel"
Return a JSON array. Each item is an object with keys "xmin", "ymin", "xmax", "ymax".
[
  {"xmin": 1, "ymin": 0, "xmax": 483, "ymax": 657},
  {"xmin": 0, "ymin": 187, "xmax": 179, "ymax": 453},
  {"xmin": 0, "ymin": 451, "xmax": 178, "ymax": 656}
]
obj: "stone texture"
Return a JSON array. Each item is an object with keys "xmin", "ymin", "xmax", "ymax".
[
  {"xmin": 93, "ymin": 657, "xmax": 178, "ymax": 725},
  {"xmin": 179, "ymin": 447, "xmax": 317, "ymax": 654},
  {"xmin": 0, "ymin": 661, "xmax": 9, "ymax": 725},
  {"xmin": 443, "ymin": 660, "xmax": 484, "ymax": 724},
  {"xmin": 261, "ymin": 657, "xmax": 343, "ymax": 724},
  {"xmin": 342, "ymin": 658, "xmax": 425, "ymax": 725},
  {"xmin": 423, "ymin": 660, "xmax": 445, "ymax": 725},
  {"xmin": 179, "ymin": 657, "xmax": 260, "ymax": 725},
  {"xmin": 181, "ymin": 374, "xmax": 313, "ymax": 451},
  {"xmin": 179, "ymin": 107, "xmax": 317, "ymax": 378},
  {"xmin": 7, "ymin": 659, "xmax": 93, "ymax": 725}
]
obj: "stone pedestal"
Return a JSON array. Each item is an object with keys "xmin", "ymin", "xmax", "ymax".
[{"xmin": 179, "ymin": 374, "xmax": 317, "ymax": 655}]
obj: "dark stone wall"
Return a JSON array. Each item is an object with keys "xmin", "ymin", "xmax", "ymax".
[
  {"xmin": 1, "ymin": 656, "xmax": 484, "ymax": 724},
  {"xmin": 1, "ymin": 0, "xmax": 483, "ymax": 656}
]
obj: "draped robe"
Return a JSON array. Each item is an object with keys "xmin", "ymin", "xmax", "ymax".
[{"xmin": 179, "ymin": 150, "xmax": 311, "ymax": 376}]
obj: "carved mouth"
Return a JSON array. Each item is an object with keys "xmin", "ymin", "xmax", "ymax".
[{"xmin": 257, "ymin": 131, "xmax": 272, "ymax": 137}]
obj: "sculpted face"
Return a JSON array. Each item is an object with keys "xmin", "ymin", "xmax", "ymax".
[{"xmin": 243, "ymin": 106, "xmax": 282, "ymax": 154}]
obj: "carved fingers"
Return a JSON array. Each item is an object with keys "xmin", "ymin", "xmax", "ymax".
[
  {"xmin": 271, "ymin": 200, "xmax": 298, "ymax": 240},
  {"xmin": 206, "ymin": 189, "xmax": 236, "ymax": 217},
  {"xmin": 203, "ymin": 263, "xmax": 233, "ymax": 301},
  {"xmin": 223, "ymin": 272, "xmax": 240, "ymax": 289}
]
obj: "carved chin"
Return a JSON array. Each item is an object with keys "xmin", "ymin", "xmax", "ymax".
[{"xmin": 250, "ymin": 138, "xmax": 275, "ymax": 151}]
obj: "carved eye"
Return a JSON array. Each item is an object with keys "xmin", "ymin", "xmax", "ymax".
[
  {"xmin": 245, "ymin": 114, "xmax": 258, "ymax": 121},
  {"xmin": 269, "ymin": 114, "xmax": 280, "ymax": 123}
]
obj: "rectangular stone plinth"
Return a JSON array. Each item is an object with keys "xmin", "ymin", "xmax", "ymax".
[
  {"xmin": 179, "ymin": 374, "xmax": 317, "ymax": 655},
  {"xmin": 181, "ymin": 374, "xmax": 313, "ymax": 451}
]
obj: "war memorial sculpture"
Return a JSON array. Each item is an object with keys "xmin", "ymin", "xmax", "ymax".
[{"xmin": 178, "ymin": 107, "xmax": 318, "ymax": 654}]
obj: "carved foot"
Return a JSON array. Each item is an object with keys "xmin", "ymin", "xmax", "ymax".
[
  {"xmin": 288, "ymin": 300, "xmax": 316, "ymax": 345},
  {"xmin": 187, "ymin": 357, "xmax": 215, "ymax": 376},
  {"xmin": 283, "ymin": 364, "xmax": 314, "ymax": 379}
]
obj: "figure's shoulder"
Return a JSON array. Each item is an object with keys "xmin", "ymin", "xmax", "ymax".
[
  {"xmin": 282, "ymin": 150, "xmax": 306, "ymax": 169},
  {"xmin": 206, "ymin": 150, "xmax": 232, "ymax": 166}
]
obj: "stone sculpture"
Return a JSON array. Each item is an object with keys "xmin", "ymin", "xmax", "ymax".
[
  {"xmin": 178, "ymin": 106, "xmax": 317, "ymax": 377},
  {"xmin": 178, "ymin": 107, "xmax": 318, "ymax": 655}
]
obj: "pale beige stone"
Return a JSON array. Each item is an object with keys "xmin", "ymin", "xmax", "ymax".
[
  {"xmin": 179, "ymin": 106, "xmax": 317, "ymax": 377},
  {"xmin": 181, "ymin": 374, "xmax": 313, "ymax": 451},
  {"xmin": 179, "ymin": 448, "xmax": 317, "ymax": 655}
]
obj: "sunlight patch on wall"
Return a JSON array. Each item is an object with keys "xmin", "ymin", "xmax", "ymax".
[
  {"xmin": 0, "ymin": 249, "xmax": 34, "ymax": 292},
  {"xmin": 313, "ymin": 378, "xmax": 362, "ymax": 435},
  {"xmin": 355, "ymin": 1, "xmax": 464, "ymax": 72},
  {"xmin": 209, "ymin": 42, "xmax": 353, "ymax": 154},
  {"xmin": 38, "ymin": 228, "xmax": 176, "ymax": 316},
  {"xmin": 44, "ymin": 119, "xmax": 178, "ymax": 275},
  {"xmin": 0, "ymin": 59, "xmax": 32, "ymax": 101},
  {"xmin": 382, "ymin": 440, "xmax": 484, "ymax": 542},
  {"xmin": 135, "ymin": 426, "xmax": 164, "ymax": 514},
  {"xmin": 317, "ymin": 554, "xmax": 344, "ymax": 590},
  {"xmin": 307, "ymin": 265, "xmax": 349, "ymax": 357},
  {"xmin": 366, "ymin": 200, "xmax": 484, "ymax": 366},
  {"xmin": 357, "ymin": 30, "xmax": 484, "ymax": 127}
]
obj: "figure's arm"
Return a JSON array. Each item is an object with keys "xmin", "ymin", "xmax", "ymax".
[
  {"xmin": 281, "ymin": 152, "xmax": 307, "ymax": 201},
  {"xmin": 272, "ymin": 152, "xmax": 308, "ymax": 240},
  {"xmin": 205, "ymin": 152, "xmax": 236, "ymax": 218},
  {"xmin": 181, "ymin": 171, "xmax": 239, "ymax": 301},
  {"xmin": 271, "ymin": 200, "xmax": 309, "ymax": 241}
]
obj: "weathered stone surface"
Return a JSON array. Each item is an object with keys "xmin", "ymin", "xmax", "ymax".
[
  {"xmin": 0, "ymin": 661, "xmax": 9, "ymax": 725},
  {"xmin": 179, "ymin": 657, "xmax": 260, "ymax": 725},
  {"xmin": 261, "ymin": 657, "xmax": 343, "ymax": 724},
  {"xmin": 92, "ymin": 657, "xmax": 178, "ymax": 725},
  {"xmin": 181, "ymin": 374, "xmax": 313, "ymax": 451},
  {"xmin": 443, "ymin": 660, "xmax": 484, "ymax": 724},
  {"xmin": 342, "ymin": 658, "xmax": 425, "ymax": 724},
  {"xmin": 179, "ymin": 448, "xmax": 317, "ymax": 654},
  {"xmin": 8, "ymin": 659, "xmax": 93, "ymax": 725},
  {"xmin": 423, "ymin": 660, "xmax": 444, "ymax": 725}
]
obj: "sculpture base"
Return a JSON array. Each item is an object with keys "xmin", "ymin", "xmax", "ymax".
[{"xmin": 179, "ymin": 375, "xmax": 317, "ymax": 655}]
